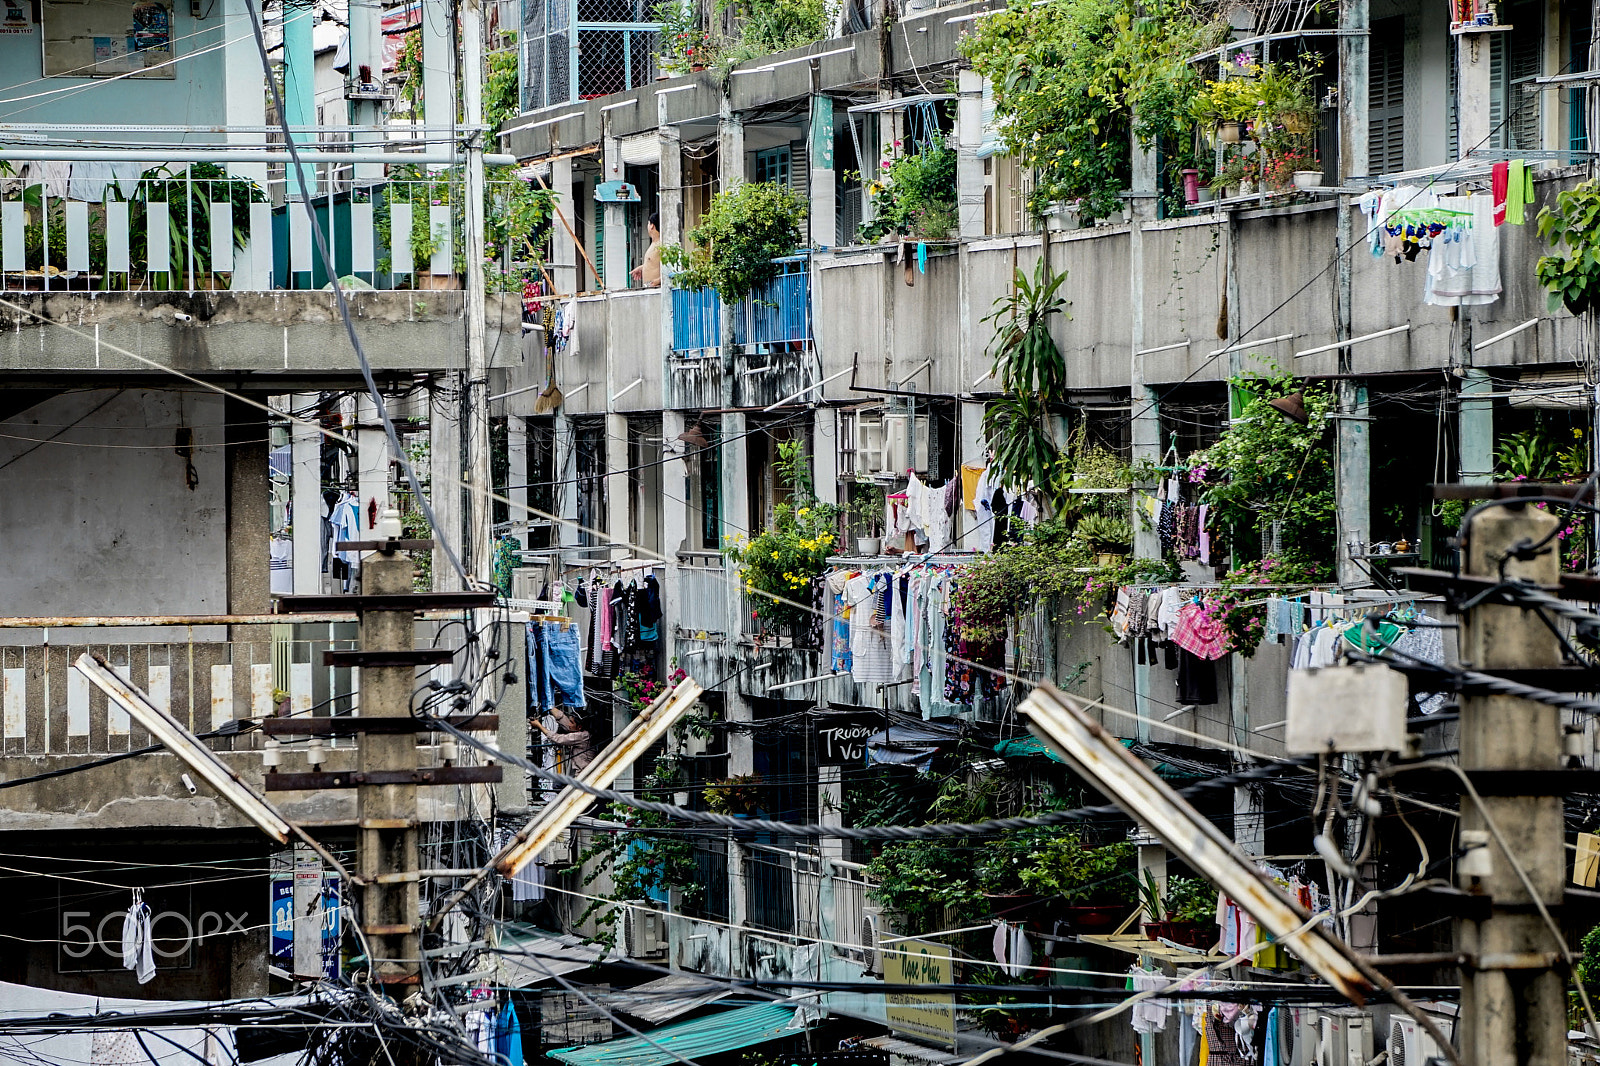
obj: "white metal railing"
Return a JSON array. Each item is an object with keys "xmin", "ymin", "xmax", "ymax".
[
  {"xmin": 676, "ymin": 559, "xmax": 732, "ymax": 637},
  {"xmin": 0, "ymin": 165, "xmax": 527, "ymax": 294}
]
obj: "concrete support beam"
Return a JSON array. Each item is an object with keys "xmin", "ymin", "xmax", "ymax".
[
  {"xmin": 281, "ymin": 2, "xmax": 316, "ymax": 199},
  {"xmin": 356, "ymin": 395, "xmax": 390, "ymax": 552},
  {"xmin": 508, "ymin": 412, "xmax": 528, "ymax": 550},
  {"xmin": 602, "ymin": 131, "xmax": 629, "ymax": 289},
  {"xmin": 422, "ymin": 0, "xmax": 456, "ymax": 131},
  {"xmin": 956, "ymin": 70, "xmax": 986, "ymax": 240},
  {"xmin": 809, "ymin": 94, "xmax": 836, "ymax": 249},
  {"xmin": 661, "ymin": 409, "xmax": 688, "ymax": 664},
  {"xmin": 555, "ymin": 407, "xmax": 579, "ymax": 551},
  {"xmin": 430, "ymin": 378, "xmax": 464, "ymax": 590},
  {"xmin": 290, "ymin": 393, "xmax": 322, "ymax": 595},
  {"xmin": 226, "ymin": 396, "xmax": 270, "ymax": 616},
  {"xmin": 1338, "ymin": 0, "xmax": 1369, "ymax": 181},
  {"xmin": 812, "ymin": 407, "xmax": 839, "ymax": 511},
  {"xmin": 551, "ymin": 157, "xmax": 578, "ymax": 295},
  {"xmin": 1460, "ymin": 369, "xmax": 1495, "ymax": 483},
  {"xmin": 606, "ymin": 412, "xmax": 631, "ymax": 562}
]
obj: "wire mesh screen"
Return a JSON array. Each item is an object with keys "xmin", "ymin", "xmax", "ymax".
[
  {"xmin": 578, "ymin": 29, "xmax": 629, "ymax": 98},
  {"xmin": 521, "ymin": 0, "xmax": 547, "ymax": 111}
]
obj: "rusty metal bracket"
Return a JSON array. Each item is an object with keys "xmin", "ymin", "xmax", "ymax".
[{"xmin": 264, "ymin": 766, "xmax": 503, "ymax": 790}]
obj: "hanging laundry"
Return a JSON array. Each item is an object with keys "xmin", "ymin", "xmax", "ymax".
[
  {"xmin": 1425, "ymin": 194, "xmax": 1500, "ymax": 307},
  {"xmin": 122, "ymin": 889, "xmax": 156, "ymax": 984},
  {"xmin": 1504, "ymin": 158, "xmax": 1534, "ymax": 224}
]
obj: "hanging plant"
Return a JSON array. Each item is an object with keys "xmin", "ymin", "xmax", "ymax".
[{"xmin": 660, "ymin": 181, "xmax": 806, "ymax": 302}]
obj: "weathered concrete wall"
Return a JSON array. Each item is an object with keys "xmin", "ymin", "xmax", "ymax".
[
  {"xmin": 0, "ymin": 291, "xmax": 523, "ymax": 377},
  {"xmin": 0, "ymin": 389, "xmax": 228, "ymax": 620}
]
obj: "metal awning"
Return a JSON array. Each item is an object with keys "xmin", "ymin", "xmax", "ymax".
[
  {"xmin": 846, "ymin": 94, "xmax": 957, "ymax": 114},
  {"xmin": 859, "ymin": 1036, "xmax": 965, "ymax": 1065},
  {"xmin": 497, "ymin": 930, "xmax": 623, "ymax": 988},
  {"xmin": 595, "ymin": 974, "xmax": 736, "ymax": 1025},
  {"xmin": 549, "ymin": 1003, "xmax": 803, "ymax": 1066}
]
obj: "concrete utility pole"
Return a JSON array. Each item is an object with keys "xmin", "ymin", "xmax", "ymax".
[
  {"xmin": 461, "ymin": 0, "xmax": 492, "ymax": 585},
  {"xmin": 1457, "ymin": 503, "xmax": 1568, "ymax": 1066},
  {"xmin": 355, "ymin": 550, "xmax": 424, "ymax": 983}
]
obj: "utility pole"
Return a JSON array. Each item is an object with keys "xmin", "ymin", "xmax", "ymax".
[
  {"xmin": 1456, "ymin": 502, "xmax": 1568, "ymax": 1066},
  {"xmin": 269, "ymin": 529, "xmax": 501, "ymax": 988},
  {"xmin": 461, "ymin": 0, "xmax": 492, "ymax": 584}
]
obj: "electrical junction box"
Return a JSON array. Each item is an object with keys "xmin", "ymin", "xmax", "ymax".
[{"xmin": 1286, "ymin": 663, "xmax": 1408, "ymax": 754}]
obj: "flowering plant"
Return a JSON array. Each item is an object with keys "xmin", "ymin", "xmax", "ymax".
[{"xmin": 723, "ymin": 440, "xmax": 840, "ymax": 631}]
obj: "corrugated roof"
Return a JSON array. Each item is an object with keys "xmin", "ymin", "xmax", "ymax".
[
  {"xmin": 549, "ymin": 1002, "xmax": 802, "ymax": 1066},
  {"xmin": 596, "ymin": 974, "xmax": 734, "ymax": 1025},
  {"xmin": 497, "ymin": 930, "xmax": 623, "ymax": 989}
]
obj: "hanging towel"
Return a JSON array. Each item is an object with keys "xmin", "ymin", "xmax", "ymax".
[
  {"xmin": 1491, "ymin": 160, "xmax": 1509, "ymax": 225},
  {"xmin": 992, "ymin": 922, "xmax": 1009, "ymax": 971},
  {"xmin": 1504, "ymin": 159, "xmax": 1534, "ymax": 225},
  {"xmin": 121, "ymin": 889, "xmax": 156, "ymax": 984},
  {"xmin": 1009, "ymin": 924, "xmax": 1033, "ymax": 975}
]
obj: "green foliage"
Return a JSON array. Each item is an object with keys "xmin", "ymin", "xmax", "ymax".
[
  {"xmin": 662, "ymin": 181, "xmax": 807, "ymax": 302},
  {"xmin": 704, "ymin": 774, "xmax": 763, "ymax": 814},
  {"xmin": 1580, "ymin": 922, "xmax": 1600, "ymax": 985},
  {"xmin": 1194, "ymin": 370, "xmax": 1337, "ymax": 569},
  {"xmin": 1203, "ymin": 555, "xmax": 1328, "ymax": 656},
  {"xmin": 1141, "ymin": 873, "xmax": 1214, "ymax": 922},
  {"xmin": 1076, "ymin": 514, "xmax": 1133, "ymax": 551},
  {"xmin": 858, "ymin": 144, "xmax": 959, "ymax": 242},
  {"xmin": 655, "ymin": 0, "xmax": 716, "ymax": 74},
  {"xmin": 963, "ymin": 0, "xmax": 1222, "ymax": 222},
  {"xmin": 713, "ymin": 0, "xmax": 830, "ymax": 69},
  {"xmin": 723, "ymin": 439, "xmax": 839, "ymax": 629},
  {"xmin": 1496, "ymin": 427, "xmax": 1588, "ymax": 481},
  {"xmin": 396, "ymin": 31, "xmax": 424, "ymax": 115},
  {"xmin": 981, "ymin": 260, "xmax": 1071, "ymax": 495},
  {"xmin": 484, "ymin": 164, "xmax": 555, "ymax": 269},
  {"xmin": 1014, "ymin": 832, "xmax": 1137, "ymax": 904},
  {"xmin": 1537, "ymin": 178, "xmax": 1600, "ymax": 315},
  {"xmin": 484, "ymin": 41, "xmax": 522, "ymax": 139}
]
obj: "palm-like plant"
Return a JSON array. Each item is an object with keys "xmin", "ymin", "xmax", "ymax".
[{"xmin": 981, "ymin": 259, "xmax": 1070, "ymax": 495}]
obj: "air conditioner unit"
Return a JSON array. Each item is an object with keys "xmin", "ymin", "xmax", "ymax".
[
  {"xmin": 881, "ymin": 412, "xmax": 931, "ymax": 476},
  {"xmin": 859, "ymin": 905, "xmax": 890, "ymax": 975},
  {"xmin": 1317, "ymin": 1009, "xmax": 1374, "ymax": 1066},
  {"xmin": 542, "ymin": 830, "xmax": 572, "ymax": 866},
  {"xmin": 623, "ymin": 902, "xmax": 665, "ymax": 959},
  {"xmin": 512, "ymin": 568, "xmax": 543, "ymax": 601},
  {"xmin": 1389, "ymin": 1016, "xmax": 1446, "ymax": 1066}
]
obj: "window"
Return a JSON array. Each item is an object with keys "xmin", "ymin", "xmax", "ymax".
[
  {"xmin": 753, "ymin": 146, "xmax": 791, "ymax": 186},
  {"xmin": 1369, "ymin": 17, "xmax": 1405, "ymax": 174},
  {"xmin": 627, "ymin": 417, "xmax": 663, "ymax": 556}
]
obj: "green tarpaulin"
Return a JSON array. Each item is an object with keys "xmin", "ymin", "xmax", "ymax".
[{"xmin": 548, "ymin": 1002, "xmax": 799, "ymax": 1066}]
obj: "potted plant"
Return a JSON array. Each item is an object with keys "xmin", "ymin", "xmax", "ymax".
[
  {"xmin": 849, "ymin": 481, "xmax": 885, "ymax": 555},
  {"xmin": 1139, "ymin": 873, "xmax": 1217, "ymax": 948},
  {"xmin": 1076, "ymin": 514, "xmax": 1132, "ymax": 563},
  {"xmin": 724, "ymin": 441, "xmax": 840, "ymax": 635},
  {"xmin": 1017, "ymin": 834, "xmax": 1137, "ymax": 932},
  {"xmin": 704, "ymin": 774, "xmax": 762, "ymax": 815}
]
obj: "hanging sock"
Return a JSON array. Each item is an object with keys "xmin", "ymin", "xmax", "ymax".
[{"xmin": 121, "ymin": 888, "xmax": 155, "ymax": 984}]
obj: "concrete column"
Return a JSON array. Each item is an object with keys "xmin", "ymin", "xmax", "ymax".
[
  {"xmin": 356, "ymin": 395, "xmax": 390, "ymax": 547},
  {"xmin": 347, "ymin": 0, "xmax": 384, "ymax": 186},
  {"xmin": 422, "ymin": 0, "xmax": 455, "ymax": 129},
  {"xmin": 508, "ymin": 413, "xmax": 529, "ymax": 550},
  {"xmin": 1460, "ymin": 370, "xmax": 1495, "ymax": 482},
  {"xmin": 661, "ymin": 409, "xmax": 688, "ymax": 665},
  {"xmin": 291, "ymin": 394, "xmax": 322, "ymax": 595},
  {"xmin": 1337, "ymin": 0, "xmax": 1369, "ymax": 181},
  {"xmin": 1232, "ymin": 781, "xmax": 1264, "ymax": 857},
  {"xmin": 1457, "ymin": 34, "xmax": 1493, "ymax": 161},
  {"xmin": 227, "ymin": 396, "xmax": 271, "ymax": 615},
  {"xmin": 430, "ymin": 378, "xmax": 464, "ymax": 590},
  {"xmin": 602, "ymin": 131, "xmax": 629, "ymax": 289},
  {"xmin": 550, "ymin": 157, "xmax": 578, "ymax": 295},
  {"xmin": 555, "ymin": 408, "xmax": 579, "ymax": 550},
  {"xmin": 659, "ymin": 113, "xmax": 684, "ymax": 406},
  {"xmin": 281, "ymin": 2, "xmax": 316, "ymax": 199},
  {"xmin": 808, "ymin": 94, "xmax": 836, "ymax": 249},
  {"xmin": 812, "ymin": 408, "xmax": 839, "ymax": 511},
  {"xmin": 223, "ymin": 0, "xmax": 268, "ymax": 185},
  {"xmin": 819, "ymin": 765, "xmax": 844, "ymax": 863},
  {"xmin": 718, "ymin": 105, "xmax": 745, "ymax": 406},
  {"xmin": 956, "ymin": 400, "xmax": 985, "ymax": 548},
  {"xmin": 1336, "ymin": 384, "xmax": 1370, "ymax": 583},
  {"xmin": 956, "ymin": 70, "xmax": 986, "ymax": 239},
  {"xmin": 606, "ymin": 412, "xmax": 631, "ymax": 560}
]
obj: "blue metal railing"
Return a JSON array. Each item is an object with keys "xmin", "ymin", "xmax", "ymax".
[
  {"xmin": 671, "ymin": 285, "xmax": 722, "ymax": 353},
  {"xmin": 670, "ymin": 254, "xmax": 811, "ymax": 355}
]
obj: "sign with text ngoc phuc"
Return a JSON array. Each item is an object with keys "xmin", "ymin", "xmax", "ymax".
[{"xmin": 884, "ymin": 939, "xmax": 956, "ymax": 1048}]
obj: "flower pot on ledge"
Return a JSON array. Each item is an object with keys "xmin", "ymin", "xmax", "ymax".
[{"xmin": 416, "ymin": 270, "xmax": 460, "ymax": 290}]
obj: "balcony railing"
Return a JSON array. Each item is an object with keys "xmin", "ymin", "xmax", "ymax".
[
  {"xmin": 676, "ymin": 553, "xmax": 731, "ymax": 637},
  {"xmin": 670, "ymin": 255, "xmax": 811, "ymax": 356},
  {"xmin": 0, "ymin": 169, "xmax": 525, "ymax": 294}
]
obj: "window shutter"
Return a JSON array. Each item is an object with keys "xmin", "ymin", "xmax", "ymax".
[
  {"xmin": 1368, "ymin": 17, "xmax": 1406, "ymax": 174},
  {"xmin": 1507, "ymin": 0, "xmax": 1544, "ymax": 151}
]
